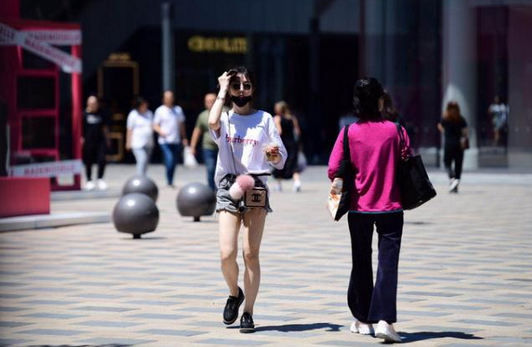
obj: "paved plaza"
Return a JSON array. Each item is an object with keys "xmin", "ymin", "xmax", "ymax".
[{"xmin": 0, "ymin": 164, "xmax": 531, "ymax": 347}]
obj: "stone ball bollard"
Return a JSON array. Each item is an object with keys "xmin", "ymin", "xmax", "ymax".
[
  {"xmin": 176, "ymin": 182, "xmax": 216, "ymax": 222},
  {"xmin": 113, "ymin": 193, "xmax": 159, "ymax": 239},
  {"xmin": 122, "ymin": 175, "xmax": 158, "ymax": 202}
]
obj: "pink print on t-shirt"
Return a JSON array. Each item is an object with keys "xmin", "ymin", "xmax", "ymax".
[{"xmin": 225, "ymin": 134, "xmax": 259, "ymax": 146}]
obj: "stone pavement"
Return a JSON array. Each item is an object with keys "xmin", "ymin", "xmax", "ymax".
[{"xmin": 0, "ymin": 164, "xmax": 531, "ymax": 347}]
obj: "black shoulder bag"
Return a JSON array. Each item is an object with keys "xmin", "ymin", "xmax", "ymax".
[{"xmin": 395, "ymin": 123, "xmax": 437, "ymax": 210}]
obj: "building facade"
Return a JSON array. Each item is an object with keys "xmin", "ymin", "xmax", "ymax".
[{"xmin": 4, "ymin": 0, "xmax": 532, "ymax": 168}]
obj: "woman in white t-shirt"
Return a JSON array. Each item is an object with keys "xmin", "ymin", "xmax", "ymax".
[
  {"xmin": 209, "ymin": 67, "xmax": 287, "ymax": 333},
  {"xmin": 126, "ymin": 97, "xmax": 154, "ymax": 175}
]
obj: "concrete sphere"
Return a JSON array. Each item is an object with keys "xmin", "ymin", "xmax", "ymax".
[
  {"xmin": 122, "ymin": 175, "xmax": 158, "ymax": 202},
  {"xmin": 176, "ymin": 182, "xmax": 216, "ymax": 221},
  {"xmin": 113, "ymin": 193, "xmax": 159, "ymax": 238}
]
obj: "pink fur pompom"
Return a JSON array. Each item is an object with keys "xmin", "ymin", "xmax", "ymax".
[{"xmin": 229, "ymin": 174, "xmax": 255, "ymax": 200}]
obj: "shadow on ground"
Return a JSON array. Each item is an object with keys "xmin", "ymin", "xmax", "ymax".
[
  {"xmin": 399, "ymin": 331, "xmax": 483, "ymax": 343},
  {"xmin": 254, "ymin": 322, "xmax": 343, "ymax": 332},
  {"xmin": 27, "ymin": 345, "xmax": 130, "ymax": 347},
  {"xmin": 404, "ymin": 221, "xmax": 433, "ymax": 225}
]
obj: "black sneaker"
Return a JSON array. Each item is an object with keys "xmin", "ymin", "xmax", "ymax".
[
  {"xmin": 240, "ymin": 312, "xmax": 255, "ymax": 333},
  {"xmin": 223, "ymin": 287, "xmax": 244, "ymax": 325}
]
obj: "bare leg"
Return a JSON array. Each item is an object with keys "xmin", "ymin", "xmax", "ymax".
[
  {"xmin": 293, "ymin": 172, "xmax": 301, "ymax": 192},
  {"xmin": 219, "ymin": 211, "xmax": 242, "ymax": 296},
  {"xmin": 241, "ymin": 208, "xmax": 267, "ymax": 314}
]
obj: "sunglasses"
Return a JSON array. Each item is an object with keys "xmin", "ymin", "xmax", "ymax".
[{"xmin": 230, "ymin": 82, "xmax": 252, "ymax": 91}]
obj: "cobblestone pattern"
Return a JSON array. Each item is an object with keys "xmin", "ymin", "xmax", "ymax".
[{"xmin": 0, "ymin": 165, "xmax": 531, "ymax": 346}]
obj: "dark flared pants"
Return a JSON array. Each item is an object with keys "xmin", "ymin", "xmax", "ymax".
[
  {"xmin": 444, "ymin": 145, "xmax": 464, "ymax": 180},
  {"xmin": 347, "ymin": 211, "xmax": 403, "ymax": 324}
]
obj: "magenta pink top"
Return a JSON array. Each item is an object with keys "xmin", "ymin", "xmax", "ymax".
[{"xmin": 328, "ymin": 120, "xmax": 411, "ymax": 213}]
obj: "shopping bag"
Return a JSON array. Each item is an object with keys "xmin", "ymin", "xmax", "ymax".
[
  {"xmin": 183, "ymin": 146, "xmax": 198, "ymax": 168},
  {"xmin": 395, "ymin": 123, "xmax": 437, "ymax": 210},
  {"xmin": 327, "ymin": 125, "xmax": 354, "ymax": 221}
]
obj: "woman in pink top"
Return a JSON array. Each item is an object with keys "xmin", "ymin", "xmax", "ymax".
[{"xmin": 328, "ymin": 78, "xmax": 410, "ymax": 343}]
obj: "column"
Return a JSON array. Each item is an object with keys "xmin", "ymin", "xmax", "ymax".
[
  {"xmin": 161, "ymin": 2, "xmax": 175, "ymax": 93},
  {"xmin": 442, "ymin": 0, "xmax": 478, "ymax": 168}
]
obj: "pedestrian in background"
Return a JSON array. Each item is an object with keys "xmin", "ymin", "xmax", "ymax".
[
  {"xmin": 488, "ymin": 95, "xmax": 509, "ymax": 147},
  {"xmin": 190, "ymin": 92, "xmax": 224, "ymax": 191},
  {"xmin": 153, "ymin": 91, "xmax": 188, "ymax": 187},
  {"xmin": 438, "ymin": 101, "xmax": 469, "ymax": 193},
  {"xmin": 209, "ymin": 67, "xmax": 287, "ymax": 334},
  {"xmin": 272, "ymin": 101, "xmax": 302, "ymax": 192},
  {"xmin": 328, "ymin": 77, "xmax": 410, "ymax": 343},
  {"xmin": 82, "ymin": 95, "xmax": 110, "ymax": 190},
  {"xmin": 126, "ymin": 96, "xmax": 154, "ymax": 175}
]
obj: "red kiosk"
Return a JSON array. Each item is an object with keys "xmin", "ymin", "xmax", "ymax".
[{"xmin": 0, "ymin": 2, "xmax": 82, "ymax": 217}]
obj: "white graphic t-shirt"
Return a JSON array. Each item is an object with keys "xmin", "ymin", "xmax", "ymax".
[
  {"xmin": 126, "ymin": 109, "xmax": 154, "ymax": 149},
  {"xmin": 210, "ymin": 110, "xmax": 287, "ymax": 187},
  {"xmin": 153, "ymin": 105, "xmax": 186, "ymax": 145}
]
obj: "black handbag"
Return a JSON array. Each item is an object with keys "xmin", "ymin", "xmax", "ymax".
[
  {"xmin": 333, "ymin": 125, "xmax": 355, "ymax": 221},
  {"xmin": 395, "ymin": 123, "xmax": 437, "ymax": 210}
]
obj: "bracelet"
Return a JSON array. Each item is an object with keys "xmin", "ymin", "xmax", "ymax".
[{"xmin": 216, "ymin": 96, "xmax": 225, "ymax": 101}]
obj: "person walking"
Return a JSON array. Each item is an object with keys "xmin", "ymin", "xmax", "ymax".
[
  {"xmin": 487, "ymin": 95, "xmax": 509, "ymax": 147},
  {"xmin": 328, "ymin": 78, "xmax": 410, "ymax": 343},
  {"xmin": 153, "ymin": 91, "xmax": 188, "ymax": 187},
  {"xmin": 272, "ymin": 101, "xmax": 303, "ymax": 192},
  {"xmin": 82, "ymin": 95, "xmax": 110, "ymax": 190},
  {"xmin": 190, "ymin": 93, "xmax": 223, "ymax": 191},
  {"xmin": 126, "ymin": 97, "xmax": 154, "ymax": 175},
  {"xmin": 438, "ymin": 101, "xmax": 469, "ymax": 193},
  {"xmin": 208, "ymin": 67, "xmax": 287, "ymax": 333}
]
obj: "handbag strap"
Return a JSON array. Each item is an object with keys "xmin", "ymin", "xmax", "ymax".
[
  {"xmin": 395, "ymin": 122, "xmax": 408, "ymax": 160},
  {"xmin": 343, "ymin": 124, "xmax": 351, "ymax": 161},
  {"xmin": 226, "ymin": 112, "xmax": 240, "ymax": 175}
]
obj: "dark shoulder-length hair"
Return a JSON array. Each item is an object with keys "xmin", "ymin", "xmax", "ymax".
[
  {"xmin": 381, "ymin": 91, "xmax": 400, "ymax": 122},
  {"xmin": 133, "ymin": 96, "xmax": 148, "ymax": 110},
  {"xmin": 227, "ymin": 66, "xmax": 256, "ymax": 86},
  {"xmin": 353, "ymin": 77, "xmax": 385, "ymax": 121}
]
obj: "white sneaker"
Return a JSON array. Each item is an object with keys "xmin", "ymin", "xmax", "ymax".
[
  {"xmin": 85, "ymin": 180, "xmax": 96, "ymax": 191},
  {"xmin": 375, "ymin": 320, "xmax": 402, "ymax": 343},
  {"xmin": 293, "ymin": 180, "xmax": 301, "ymax": 193},
  {"xmin": 350, "ymin": 320, "xmax": 374, "ymax": 335},
  {"xmin": 97, "ymin": 179, "xmax": 108, "ymax": 191},
  {"xmin": 449, "ymin": 178, "xmax": 460, "ymax": 193}
]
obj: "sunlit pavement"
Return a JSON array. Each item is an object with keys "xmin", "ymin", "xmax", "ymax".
[{"xmin": 1, "ymin": 164, "xmax": 531, "ymax": 346}]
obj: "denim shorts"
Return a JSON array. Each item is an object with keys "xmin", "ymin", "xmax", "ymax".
[{"xmin": 216, "ymin": 174, "xmax": 272, "ymax": 214}]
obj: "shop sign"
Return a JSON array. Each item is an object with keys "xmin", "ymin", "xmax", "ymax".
[
  {"xmin": 188, "ymin": 36, "xmax": 247, "ymax": 54},
  {"xmin": 0, "ymin": 22, "xmax": 82, "ymax": 73},
  {"xmin": 9, "ymin": 160, "xmax": 82, "ymax": 178}
]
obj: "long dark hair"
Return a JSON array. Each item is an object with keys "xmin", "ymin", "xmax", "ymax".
[
  {"xmin": 443, "ymin": 101, "xmax": 463, "ymax": 124},
  {"xmin": 381, "ymin": 92, "xmax": 399, "ymax": 122},
  {"xmin": 353, "ymin": 77, "xmax": 384, "ymax": 120}
]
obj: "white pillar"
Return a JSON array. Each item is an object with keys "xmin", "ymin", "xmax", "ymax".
[{"xmin": 442, "ymin": 0, "xmax": 478, "ymax": 168}]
